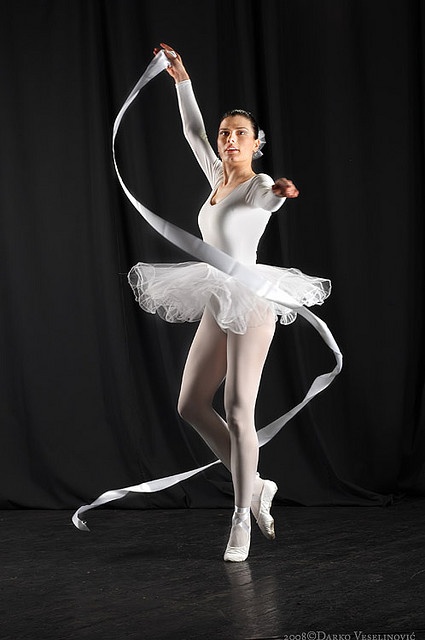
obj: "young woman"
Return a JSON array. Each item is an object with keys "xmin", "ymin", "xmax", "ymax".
[{"xmin": 128, "ymin": 44, "xmax": 330, "ymax": 561}]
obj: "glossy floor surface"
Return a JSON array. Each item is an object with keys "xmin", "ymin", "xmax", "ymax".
[{"xmin": 1, "ymin": 500, "xmax": 424, "ymax": 639}]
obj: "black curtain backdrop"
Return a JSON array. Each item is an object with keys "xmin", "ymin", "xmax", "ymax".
[{"xmin": 0, "ymin": 0, "xmax": 424, "ymax": 510}]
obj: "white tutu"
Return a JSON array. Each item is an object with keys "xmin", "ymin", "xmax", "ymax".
[{"xmin": 128, "ymin": 261, "xmax": 331, "ymax": 334}]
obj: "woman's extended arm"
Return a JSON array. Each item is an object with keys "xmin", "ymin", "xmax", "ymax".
[{"xmin": 246, "ymin": 174, "xmax": 299, "ymax": 213}]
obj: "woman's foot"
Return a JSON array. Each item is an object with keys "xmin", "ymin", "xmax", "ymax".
[
  {"xmin": 251, "ymin": 477, "xmax": 278, "ymax": 540},
  {"xmin": 224, "ymin": 507, "xmax": 251, "ymax": 562}
]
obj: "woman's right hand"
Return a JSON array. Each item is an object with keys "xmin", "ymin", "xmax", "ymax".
[
  {"xmin": 272, "ymin": 178, "xmax": 300, "ymax": 199},
  {"xmin": 153, "ymin": 43, "xmax": 190, "ymax": 83}
]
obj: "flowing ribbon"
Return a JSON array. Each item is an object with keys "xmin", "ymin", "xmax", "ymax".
[{"xmin": 72, "ymin": 51, "xmax": 342, "ymax": 531}]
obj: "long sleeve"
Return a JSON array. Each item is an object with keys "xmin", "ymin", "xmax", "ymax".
[{"xmin": 175, "ymin": 80, "xmax": 222, "ymax": 188}]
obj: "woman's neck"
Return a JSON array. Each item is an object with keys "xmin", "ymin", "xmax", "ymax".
[{"xmin": 222, "ymin": 163, "xmax": 255, "ymax": 186}]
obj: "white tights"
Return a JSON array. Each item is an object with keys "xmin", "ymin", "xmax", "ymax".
[{"xmin": 178, "ymin": 308, "xmax": 275, "ymax": 545}]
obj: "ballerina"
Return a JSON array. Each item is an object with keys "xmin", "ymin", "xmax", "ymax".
[{"xmin": 127, "ymin": 44, "xmax": 330, "ymax": 561}]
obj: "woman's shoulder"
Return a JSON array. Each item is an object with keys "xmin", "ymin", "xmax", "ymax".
[{"xmin": 252, "ymin": 172, "xmax": 275, "ymax": 186}]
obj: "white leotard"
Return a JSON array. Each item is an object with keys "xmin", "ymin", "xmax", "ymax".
[{"xmin": 176, "ymin": 80, "xmax": 285, "ymax": 265}]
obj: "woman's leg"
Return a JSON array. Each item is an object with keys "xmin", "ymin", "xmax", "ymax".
[
  {"xmin": 177, "ymin": 309, "xmax": 231, "ymax": 466},
  {"xmin": 178, "ymin": 307, "xmax": 276, "ymax": 551},
  {"xmin": 178, "ymin": 309, "xmax": 275, "ymax": 482},
  {"xmin": 224, "ymin": 312, "xmax": 276, "ymax": 549}
]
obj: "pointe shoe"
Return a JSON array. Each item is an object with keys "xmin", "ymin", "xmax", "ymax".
[
  {"xmin": 224, "ymin": 508, "xmax": 251, "ymax": 562},
  {"xmin": 254, "ymin": 480, "xmax": 278, "ymax": 540}
]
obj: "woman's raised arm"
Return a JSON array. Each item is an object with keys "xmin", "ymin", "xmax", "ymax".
[{"xmin": 154, "ymin": 43, "xmax": 220, "ymax": 187}]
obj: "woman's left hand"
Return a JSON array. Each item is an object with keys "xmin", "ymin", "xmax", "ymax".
[{"xmin": 272, "ymin": 178, "xmax": 299, "ymax": 198}]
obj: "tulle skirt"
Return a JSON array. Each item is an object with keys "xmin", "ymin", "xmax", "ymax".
[{"xmin": 128, "ymin": 261, "xmax": 331, "ymax": 334}]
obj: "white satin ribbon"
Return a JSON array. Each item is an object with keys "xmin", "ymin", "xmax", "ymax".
[{"xmin": 72, "ymin": 51, "xmax": 342, "ymax": 531}]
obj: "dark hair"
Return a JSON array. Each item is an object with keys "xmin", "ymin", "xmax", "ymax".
[{"xmin": 219, "ymin": 109, "xmax": 259, "ymax": 139}]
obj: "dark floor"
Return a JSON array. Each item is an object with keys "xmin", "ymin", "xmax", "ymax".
[{"xmin": 0, "ymin": 500, "xmax": 424, "ymax": 640}]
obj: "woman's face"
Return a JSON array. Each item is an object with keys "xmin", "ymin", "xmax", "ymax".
[{"xmin": 217, "ymin": 115, "xmax": 260, "ymax": 164}]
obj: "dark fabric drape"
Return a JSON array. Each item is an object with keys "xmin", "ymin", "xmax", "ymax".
[{"xmin": 0, "ymin": 0, "xmax": 424, "ymax": 510}]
